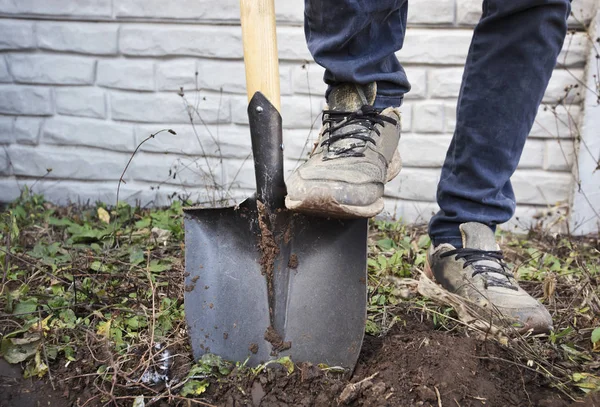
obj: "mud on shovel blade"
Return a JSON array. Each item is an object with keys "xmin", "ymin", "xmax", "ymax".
[{"xmin": 184, "ymin": 92, "xmax": 368, "ymax": 369}]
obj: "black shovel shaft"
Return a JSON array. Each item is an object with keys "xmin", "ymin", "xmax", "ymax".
[{"xmin": 248, "ymin": 92, "xmax": 286, "ymax": 211}]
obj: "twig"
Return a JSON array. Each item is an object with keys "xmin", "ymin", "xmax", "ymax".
[
  {"xmin": 434, "ymin": 386, "xmax": 442, "ymax": 407},
  {"xmin": 39, "ymin": 309, "xmax": 56, "ymax": 391},
  {"xmin": 116, "ymin": 129, "xmax": 176, "ymax": 209}
]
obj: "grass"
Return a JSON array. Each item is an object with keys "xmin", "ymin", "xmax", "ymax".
[{"xmin": 0, "ymin": 190, "xmax": 598, "ymax": 405}]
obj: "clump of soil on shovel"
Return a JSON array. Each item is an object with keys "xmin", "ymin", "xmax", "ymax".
[{"xmin": 206, "ymin": 316, "xmax": 582, "ymax": 407}]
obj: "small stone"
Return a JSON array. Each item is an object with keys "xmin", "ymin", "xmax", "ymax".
[{"xmin": 415, "ymin": 385, "xmax": 436, "ymax": 402}]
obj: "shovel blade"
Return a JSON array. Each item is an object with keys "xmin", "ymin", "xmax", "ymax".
[{"xmin": 184, "ymin": 200, "xmax": 368, "ymax": 369}]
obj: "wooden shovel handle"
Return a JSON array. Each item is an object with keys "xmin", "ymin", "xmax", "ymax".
[{"xmin": 240, "ymin": 0, "xmax": 281, "ymax": 111}]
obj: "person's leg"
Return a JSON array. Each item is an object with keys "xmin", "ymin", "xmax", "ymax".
[
  {"xmin": 286, "ymin": 0, "xmax": 409, "ymax": 217},
  {"xmin": 304, "ymin": 0, "xmax": 411, "ymax": 109},
  {"xmin": 428, "ymin": 0, "xmax": 571, "ymax": 248},
  {"xmin": 426, "ymin": 0, "xmax": 570, "ymax": 333}
]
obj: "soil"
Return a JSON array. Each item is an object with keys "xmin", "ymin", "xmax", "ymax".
[
  {"xmin": 206, "ymin": 316, "xmax": 597, "ymax": 407},
  {"xmin": 0, "ymin": 359, "xmax": 71, "ymax": 407},
  {"xmin": 288, "ymin": 253, "xmax": 299, "ymax": 269},
  {"xmin": 2, "ymin": 316, "xmax": 599, "ymax": 407}
]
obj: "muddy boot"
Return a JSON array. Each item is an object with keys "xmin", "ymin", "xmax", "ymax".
[
  {"xmin": 426, "ymin": 222, "xmax": 553, "ymax": 333},
  {"xmin": 285, "ymin": 82, "xmax": 402, "ymax": 218}
]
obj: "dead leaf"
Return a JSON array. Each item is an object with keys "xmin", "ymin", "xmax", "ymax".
[{"xmin": 97, "ymin": 207, "xmax": 110, "ymax": 224}]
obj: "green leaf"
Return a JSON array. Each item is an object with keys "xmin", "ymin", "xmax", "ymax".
[
  {"xmin": 129, "ymin": 249, "xmax": 145, "ymax": 266},
  {"xmin": 48, "ymin": 217, "xmax": 76, "ymax": 227},
  {"xmin": 23, "ymin": 351, "xmax": 48, "ymax": 378},
  {"xmin": 148, "ymin": 260, "xmax": 171, "ymax": 273},
  {"xmin": 274, "ymin": 356, "xmax": 294, "ymax": 374},
  {"xmin": 376, "ymin": 238, "xmax": 396, "ymax": 251},
  {"xmin": 14, "ymin": 298, "xmax": 38, "ymax": 315},
  {"xmin": 591, "ymin": 327, "xmax": 600, "ymax": 344},
  {"xmin": 180, "ymin": 379, "xmax": 210, "ymax": 397},
  {"xmin": 1, "ymin": 335, "xmax": 42, "ymax": 364}
]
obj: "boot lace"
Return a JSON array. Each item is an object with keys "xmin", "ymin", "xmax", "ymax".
[
  {"xmin": 441, "ymin": 248, "xmax": 517, "ymax": 290},
  {"xmin": 320, "ymin": 105, "xmax": 397, "ymax": 158}
]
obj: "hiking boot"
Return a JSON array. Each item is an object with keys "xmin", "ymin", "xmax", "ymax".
[
  {"xmin": 285, "ymin": 82, "xmax": 402, "ymax": 218},
  {"xmin": 426, "ymin": 222, "xmax": 553, "ymax": 334}
]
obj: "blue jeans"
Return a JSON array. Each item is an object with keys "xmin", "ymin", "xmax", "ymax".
[{"xmin": 305, "ymin": 0, "xmax": 570, "ymax": 247}]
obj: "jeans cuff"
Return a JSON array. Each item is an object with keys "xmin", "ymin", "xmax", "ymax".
[{"xmin": 374, "ymin": 94, "xmax": 403, "ymax": 110}]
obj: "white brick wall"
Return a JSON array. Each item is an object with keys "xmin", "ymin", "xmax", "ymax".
[{"xmin": 0, "ymin": 0, "xmax": 597, "ymax": 233}]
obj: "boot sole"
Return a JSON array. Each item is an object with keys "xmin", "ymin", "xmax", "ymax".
[
  {"xmin": 285, "ymin": 150, "xmax": 402, "ymax": 219},
  {"xmin": 285, "ymin": 195, "xmax": 385, "ymax": 219}
]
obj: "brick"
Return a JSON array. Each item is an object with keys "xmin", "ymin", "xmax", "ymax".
[
  {"xmin": 518, "ymin": 139, "xmax": 544, "ymax": 169},
  {"xmin": 195, "ymin": 60, "xmax": 290, "ymax": 94},
  {"xmin": 0, "ymin": 178, "xmax": 21, "ymax": 202},
  {"xmin": 544, "ymin": 139, "xmax": 576, "ymax": 171},
  {"xmin": 224, "ymin": 157, "xmax": 255, "ymax": 190},
  {"xmin": 0, "ymin": 85, "xmax": 53, "ymax": 115},
  {"xmin": 282, "ymin": 129, "xmax": 320, "ymax": 161},
  {"xmin": 413, "ymin": 102, "xmax": 445, "ymax": 133},
  {"xmin": 428, "ymin": 68, "xmax": 464, "ymax": 98},
  {"xmin": 281, "ymin": 96, "xmax": 325, "ymax": 129},
  {"xmin": 543, "ymin": 69, "xmax": 585, "ymax": 104},
  {"xmin": 277, "ymin": 26, "xmax": 312, "ymax": 60},
  {"xmin": 385, "ymin": 168, "xmax": 440, "ymax": 201},
  {"xmin": 569, "ymin": 0, "xmax": 597, "ymax": 27},
  {"xmin": 37, "ymin": 22, "xmax": 118, "ymax": 55},
  {"xmin": 126, "ymin": 151, "xmax": 223, "ymax": 186},
  {"xmin": 0, "ymin": 148, "xmax": 10, "ymax": 175},
  {"xmin": 501, "ymin": 204, "xmax": 569, "ymax": 234},
  {"xmin": 382, "ymin": 199, "xmax": 439, "ymax": 224},
  {"xmin": 407, "ymin": 0, "xmax": 455, "ymax": 25},
  {"xmin": 98, "ymin": 62, "xmax": 152, "ymax": 93},
  {"xmin": 557, "ymin": 32, "xmax": 590, "ymax": 68},
  {"xmin": 56, "ymin": 87, "xmax": 106, "ymax": 119},
  {"xmin": 0, "ymin": 56, "xmax": 11, "ymax": 82},
  {"xmin": 135, "ymin": 123, "xmax": 252, "ymax": 158},
  {"xmin": 292, "ymin": 64, "xmax": 327, "ymax": 96},
  {"xmin": 115, "ymin": 0, "xmax": 238, "ymax": 20},
  {"xmin": 120, "ymin": 25, "xmax": 243, "ymax": 58},
  {"xmin": 14, "ymin": 117, "xmax": 42, "ymax": 145},
  {"xmin": 279, "ymin": 65, "xmax": 293, "ymax": 96},
  {"xmin": 530, "ymin": 104, "xmax": 581, "ymax": 139},
  {"xmin": 43, "ymin": 117, "xmax": 135, "ymax": 152},
  {"xmin": 400, "ymin": 201, "xmax": 439, "ymax": 224},
  {"xmin": 0, "ymin": 0, "xmax": 112, "ymax": 17},
  {"xmin": 399, "ymin": 29, "xmax": 473, "ymax": 65},
  {"xmin": 9, "ymin": 54, "xmax": 95, "ymax": 85},
  {"xmin": 27, "ymin": 179, "xmax": 167, "ymax": 207},
  {"xmin": 0, "ymin": 116, "xmax": 14, "ymax": 144},
  {"xmin": 398, "ymin": 134, "xmax": 450, "ymax": 167},
  {"xmin": 8, "ymin": 144, "xmax": 127, "ymax": 180},
  {"xmin": 0, "ymin": 20, "xmax": 35, "ymax": 50},
  {"xmin": 115, "ymin": 0, "xmax": 302, "ymax": 23},
  {"xmin": 156, "ymin": 60, "xmax": 198, "ymax": 91},
  {"xmin": 511, "ymin": 170, "xmax": 572, "ymax": 205},
  {"xmin": 232, "ymin": 95, "xmax": 324, "ymax": 129},
  {"xmin": 111, "ymin": 91, "xmax": 231, "ymax": 124},
  {"xmin": 275, "ymin": 0, "xmax": 304, "ymax": 23},
  {"xmin": 456, "ymin": 0, "xmax": 481, "ymax": 25},
  {"xmin": 404, "ymin": 67, "xmax": 427, "ymax": 100},
  {"xmin": 399, "ymin": 103, "xmax": 413, "ymax": 132},
  {"xmin": 97, "ymin": 60, "xmax": 154, "ymax": 91},
  {"xmin": 444, "ymin": 102, "xmax": 456, "ymax": 133}
]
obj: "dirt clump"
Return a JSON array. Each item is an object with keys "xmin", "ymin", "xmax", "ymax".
[
  {"xmin": 264, "ymin": 325, "xmax": 292, "ymax": 354},
  {"xmin": 288, "ymin": 253, "xmax": 299, "ymax": 269}
]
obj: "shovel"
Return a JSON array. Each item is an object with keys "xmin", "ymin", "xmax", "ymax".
[{"xmin": 183, "ymin": 0, "xmax": 368, "ymax": 369}]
